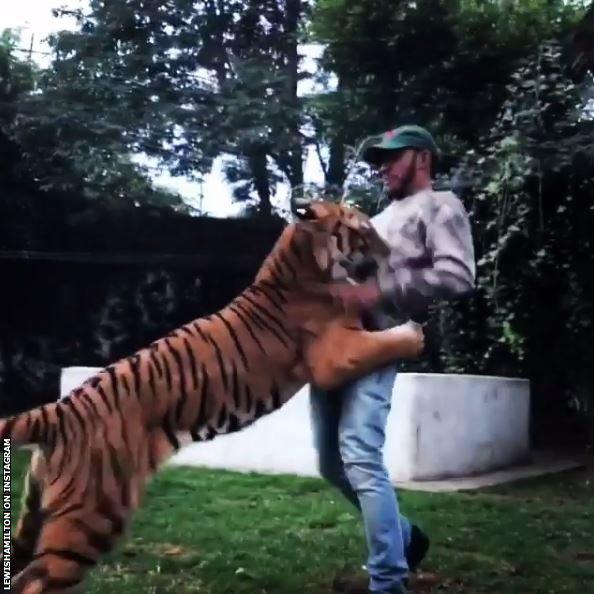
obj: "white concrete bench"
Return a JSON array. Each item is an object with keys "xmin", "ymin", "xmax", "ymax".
[{"xmin": 60, "ymin": 367, "xmax": 530, "ymax": 482}]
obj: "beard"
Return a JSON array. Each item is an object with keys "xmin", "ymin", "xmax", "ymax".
[{"xmin": 387, "ymin": 154, "xmax": 417, "ymax": 200}]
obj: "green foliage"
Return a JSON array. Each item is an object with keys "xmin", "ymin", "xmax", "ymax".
[
  {"xmin": 2, "ymin": 0, "xmax": 594, "ymax": 444},
  {"xmin": 28, "ymin": 0, "xmax": 309, "ymax": 215},
  {"xmin": 308, "ymin": 1, "xmax": 593, "ymax": 444},
  {"xmin": 309, "ymin": 0, "xmax": 585, "ymax": 186},
  {"xmin": 438, "ymin": 39, "xmax": 594, "ymax": 444},
  {"xmin": 1, "ymin": 29, "xmax": 188, "ymax": 209}
]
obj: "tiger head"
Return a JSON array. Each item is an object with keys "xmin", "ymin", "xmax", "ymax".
[{"xmin": 255, "ymin": 200, "xmax": 389, "ymax": 287}]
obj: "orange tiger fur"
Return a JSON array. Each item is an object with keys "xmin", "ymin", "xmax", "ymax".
[{"xmin": 0, "ymin": 202, "xmax": 422, "ymax": 593}]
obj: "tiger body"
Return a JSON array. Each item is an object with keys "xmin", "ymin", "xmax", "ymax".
[{"xmin": 0, "ymin": 202, "xmax": 420, "ymax": 593}]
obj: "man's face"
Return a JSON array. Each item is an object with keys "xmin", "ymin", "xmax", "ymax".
[{"xmin": 378, "ymin": 149, "xmax": 418, "ymax": 199}]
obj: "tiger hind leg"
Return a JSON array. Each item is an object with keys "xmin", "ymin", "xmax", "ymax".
[
  {"xmin": 11, "ymin": 555, "xmax": 86, "ymax": 594},
  {"xmin": 11, "ymin": 514, "xmax": 110, "ymax": 594},
  {"xmin": 11, "ymin": 454, "xmax": 45, "ymax": 577}
]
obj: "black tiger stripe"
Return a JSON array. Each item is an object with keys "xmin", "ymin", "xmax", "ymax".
[
  {"xmin": 235, "ymin": 299, "xmax": 290, "ymax": 347},
  {"xmin": 149, "ymin": 349, "xmax": 163, "ymax": 378},
  {"xmin": 214, "ymin": 312, "xmax": 249, "ymax": 369},
  {"xmin": 244, "ymin": 384, "xmax": 254, "ymax": 414},
  {"xmin": 270, "ymin": 257, "xmax": 287, "ymax": 282},
  {"xmin": 334, "ymin": 227, "xmax": 345, "ymax": 252},
  {"xmin": 128, "ymin": 355, "xmax": 142, "ymax": 395},
  {"xmin": 147, "ymin": 437, "xmax": 158, "ymax": 471},
  {"xmin": 106, "ymin": 366, "xmax": 121, "ymax": 406},
  {"xmin": 206, "ymin": 335, "xmax": 229, "ymax": 391},
  {"xmin": 71, "ymin": 518, "xmax": 114, "ymax": 554},
  {"xmin": 192, "ymin": 363, "xmax": 210, "ymax": 433},
  {"xmin": 120, "ymin": 412, "xmax": 131, "ymax": 450},
  {"xmin": 233, "ymin": 301, "xmax": 266, "ymax": 332},
  {"xmin": 87, "ymin": 376, "xmax": 101, "ymax": 389},
  {"xmin": 49, "ymin": 405, "xmax": 70, "ymax": 485},
  {"xmin": 33, "ymin": 548, "xmax": 97, "ymax": 566},
  {"xmin": 96, "ymin": 385, "xmax": 114, "ymax": 414},
  {"xmin": 288, "ymin": 234, "xmax": 304, "ymax": 264},
  {"xmin": 80, "ymin": 392, "xmax": 100, "ymax": 419},
  {"xmin": 254, "ymin": 399, "xmax": 267, "ymax": 418},
  {"xmin": 162, "ymin": 352, "xmax": 173, "ymax": 392},
  {"xmin": 29, "ymin": 417, "xmax": 41, "ymax": 442},
  {"xmin": 270, "ymin": 384, "xmax": 281, "ymax": 410},
  {"xmin": 202, "ymin": 426, "xmax": 217, "ymax": 441},
  {"xmin": 94, "ymin": 457, "xmax": 126, "ymax": 537},
  {"xmin": 183, "ymin": 337, "xmax": 199, "ymax": 390},
  {"xmin": 230, "ymin": 361, "xmax": 241, "ymax": 409},
  {"xmin": 249, "ymin": 285, "xmax": 285, "ymax": 313},
  {"xmin": 40, "ymin": 405, "xmax": 50, "ymax": 441},
  {"xmin": 107, "ymin": 442, "xmax": 126, "ymax": 488},
  {"xmin": 75, "ymin": 396, "xmax": 96, "ymax": 432},
  {"xmin": 259, "ymin": 278, "xmax": 288, "ymax": 303},
  {"xmin": 122, "ymin": 375, "xmax": 131, "ymax": 397},
  {"xmin": 165, "ymin": 339, "xmax": 188, "ymax": 423},
  {"xmin": 227, "ymin": 413, "xmax": 241, "ymax": 433},
  {"xmin": 192, "ymin": 321, "xmax": 209, "ymax": 342},
  {"xmin": 56, "ymin": 473, "xmax": 78, "ymax": 503},
  {"xmin": 66, "ymin": 398, "xmax": 87, "ymax": 435},
  {"xmin": 148, "ymin": 361, "xmax": 157, "ymax": 397},
  {"xmin": 228, "ymin": 304, "xmax": 267, "ymax": 354},
  {"xmin": 242, "ymin": 293, "xmax": 291, "ymax": 339},
  {"xmin": 45, "ymin": 502, "xmax": 84, "ymax": 522},
  {"xmin": 180, "ymin": 325, "xmax": 194, "ymax": 336},
  {"xmin": 217, "ymin": 405, "xmax": 227, "ymax": 429},
  {"xmin": 161, "ymin": 414, "xmax": 180, "ymax": 450},
  {"xmin": 54, "ymin": 403, "xmax": 69, "ymax": 444},
  {"xmin": 277, "ymin": 249, "xmax": 297, "ymax": 279},
  {"xmin": 267, "ymin": 266, "xmax": 285, "ymax": 286}
]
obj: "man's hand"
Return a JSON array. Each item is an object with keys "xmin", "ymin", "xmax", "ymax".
[
  {"xmin": 390, "ymin": 321, "xmax": 425, "ymax": 359},
  {"xmin": 330, "ymin": 281, "xmax": 382, "ymax": 312}
]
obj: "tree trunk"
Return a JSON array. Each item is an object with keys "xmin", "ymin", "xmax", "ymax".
[
  {"xmin": 248, "ymin": 150, "xmax": 272, "ymax": 217},
  {"xmin": 326, "ymin": 135, "xmax": 346, "ymax": 190},
  {"xmin": 285, "ymin": 0, "xmax": 304, "ymax": 213}
]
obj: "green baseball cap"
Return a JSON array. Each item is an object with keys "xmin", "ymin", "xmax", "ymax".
[{"xmin": 361, "ymin": 125, "xmax": 440, "ymax": 167}]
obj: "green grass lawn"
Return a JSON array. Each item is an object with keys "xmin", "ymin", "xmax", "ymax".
[{"xmin": 8, "ymin": 450, "xmax": 594, "ymax": 593}]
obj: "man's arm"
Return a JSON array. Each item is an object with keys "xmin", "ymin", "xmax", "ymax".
[{"xmin": 377, "ymin": 197, "xmax": 476, "ymax": 316}]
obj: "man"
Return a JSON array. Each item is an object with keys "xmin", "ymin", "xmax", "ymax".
[{"xmin": 310, "ymin": 125, "xmax": 476, "ymax": 594}]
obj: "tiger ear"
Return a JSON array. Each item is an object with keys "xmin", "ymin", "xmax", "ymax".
[
  {"xmin": 296, "ymin": 220, "xmax": 332, "ymax": 272},
  {"xmin": 295, "ymin": 205, "xmax": 316, "ymax": 220},
  {"xmin": 295, "ymin": 201, "xmax": 328, "ymax": 221},
  {"xmin": 312, "ymin": 233, "xmax": 332, "ymax": 272}
]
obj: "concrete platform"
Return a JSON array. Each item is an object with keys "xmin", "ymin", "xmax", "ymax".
[
  {"xmin": 393, "ymin": 452, "xmax": 584, "ymax": 492},
  {"xmin": 61, "ymin": 366, "xmax": 533, "ymax": 484}
]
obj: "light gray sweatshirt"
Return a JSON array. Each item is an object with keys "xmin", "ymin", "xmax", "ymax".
[{"xmin": 369, "ymin": 188, "xmax": 476, "ymax": 325}]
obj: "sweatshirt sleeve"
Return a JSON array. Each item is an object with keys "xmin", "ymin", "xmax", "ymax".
[{"xmin": 377, "ymin": 195, "xmax": 476, "ymax": 316}]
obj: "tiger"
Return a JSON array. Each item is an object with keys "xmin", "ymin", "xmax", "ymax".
[{"xmin": 0, "ymin": 201, "xmax": 424, "ymax": 593}]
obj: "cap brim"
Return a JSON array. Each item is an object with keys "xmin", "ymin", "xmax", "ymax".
[{"xmin": 361, "ymin": 144, "xmax": 405, "ymax": 167}]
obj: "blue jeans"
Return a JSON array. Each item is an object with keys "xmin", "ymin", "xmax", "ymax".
[{"xmin": 310, "ymin": 364, "xmax": 411, "ymax": 593}]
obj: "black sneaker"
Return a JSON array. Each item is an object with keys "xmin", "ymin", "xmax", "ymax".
[{"xmin": 406, "ymin": 525, "xmax": 430, "ymax": 573}]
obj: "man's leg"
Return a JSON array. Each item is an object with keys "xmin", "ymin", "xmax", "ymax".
[
  {"xmin": 310, "ymin": 386, "xmax": 359, "ymax": 508},
  {"xmin": 338, "ymin": 364, "xmax": 411, "ymax": 594}
]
